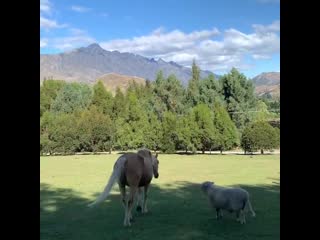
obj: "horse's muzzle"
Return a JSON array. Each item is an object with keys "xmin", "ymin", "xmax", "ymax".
[{"xmin": 154, "ymin": 173, "xmax": 159, "ymax": 178}]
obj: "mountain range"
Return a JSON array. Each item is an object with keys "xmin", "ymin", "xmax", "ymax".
[
  {"xmin": 40, "ymin": 43, "xmax": 217, "ymax": 86},
  {"xmin": 40, "ymin": 43, "xmax": 280, "ymax": 97}
]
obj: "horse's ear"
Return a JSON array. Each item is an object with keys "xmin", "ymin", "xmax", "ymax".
[{"xmin": 155, "ymin": 153, "xmax": 158, "ymax": 158}]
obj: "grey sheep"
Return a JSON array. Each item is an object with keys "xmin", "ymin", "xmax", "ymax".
[{"xmin": 201, "ymin": 181, "xmax": 256, "ymax": 224}]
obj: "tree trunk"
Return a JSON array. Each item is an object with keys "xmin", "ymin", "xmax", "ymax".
[
  {"xmin": 261, "ymin": 149, "xmax": 264, "ymax": 154},
  {"xmin": 220, "ymin": 150, "xmax": 223, "ymax": 154}
]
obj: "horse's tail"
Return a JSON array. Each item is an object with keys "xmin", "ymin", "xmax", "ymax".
[
  {"xmin": 88, "ymin": 156, "xmax": 126, "ymax": 208},
  {"xmin": 245, "ymin": 197, "xmax": 256, "ymax": 217}
]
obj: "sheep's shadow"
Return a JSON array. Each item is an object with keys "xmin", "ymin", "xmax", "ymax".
[{"xmin": 40, "ymin": 181, "xmax": 279, "ymax": 240}]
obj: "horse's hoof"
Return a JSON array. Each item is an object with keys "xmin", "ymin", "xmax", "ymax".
[{"xmin": 136, "ymin": 206, "xmax": 142, "ymax": 212}]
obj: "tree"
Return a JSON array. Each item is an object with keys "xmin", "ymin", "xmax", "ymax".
[
  {"xmin": 219, "ymin": 68, "xmax": 257, "ymax": 130},
  {"xmin": 45, "ymin": 113, "xmax": 80, "ymax": 154},
  {"xmin": 40, "ymin": 79, "xmax": 66, "ymax": 116},
  {"xmin": 112, "ymin": 87, "xmax": 127, "ymax": 119},
  {"xmin": 249, "ymin": 100, "xmax": 276, "ymax": 123},
  {"xmin": 185, "ymin": 60, "xmax": 201, "ymax": 107},
  {"xmin": 51, "ymin": 83, "xmax": 92, "ymax": 114},
  {"xmin": 115, "ymin": 90, "xmax": 149, "ymax": 150},
  {"xmin": 241, "ymin": 121, "xmax": 280, "ymax": 154},
  {"xmin": 40, "ymin": 112, "xmax": 56, "ymax": 154},
  {"xmin": 191, "ymin": 104, "xmax": 217, "ymax": 154},
  {"xmin": 152, "ymin": 73, "xmax": 185, "ymax": 117},
  {"xmin": 91, "ymin": 81, "xmax": 113, "ymax": 116},
  {"xmin": 77, "ymin": 106, "xmax": 115, "ymax": 153},
  {"xmin": 176, "ymin": 112, "xmax": 199, "ymax": 153},
  {"xmin": 198, "ymin": 74, "xmax": 223, "ymax": 107},
  {"xmin": 213, "ymin": 102, "xmax": 239, "ymax": 153},
  {"xmin": 143, "ymin": 112, "xmax": 162, "ymax": 152},
  {"xmin": 160, "ymin": 111, "xmax": 179, "ymax": 153}
]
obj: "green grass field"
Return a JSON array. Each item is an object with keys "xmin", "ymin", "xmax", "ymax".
[{"xmin": 40, "ymin": 153, "xmax": 280, "ymax": 240}]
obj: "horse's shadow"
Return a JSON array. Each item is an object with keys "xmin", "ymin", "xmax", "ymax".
[{"xmin": 40, "ymin": 181, "xmax": 279, "ymax": 240}]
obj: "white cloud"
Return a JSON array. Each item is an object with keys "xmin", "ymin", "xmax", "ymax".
[
  {"xmin": 100, "ymin": 21, "xmax": 279, "ymax": 72},
  {"xmin": 101, "ymin": 27, "xmax": 220, "ymax": 56},
  {"xmin": 40, "ymin": 38, "xmax": 48, "ymax": 48},
  {"xmin": 40, "ymin": 16, "xmax": 67, "ymax": 30},
  {"xmin": 40, "ymin": 0, "xmax": 51, "ymax": 14},
  {"xmin": 71, "ymin": 5, "xmax": 91, "ymax": 13},
  {"xmin": 51, "ymin": 29, "xmax": 96, "ymax": 50},
  {"xmin": 40, "ymin": 16, "xmax": 58, "ymax": 29},
  {"xmin": 253, "ymin": 20, "xmax": 280, "ymax": 34},
  {"xmin": 40, "ymin": 1, "xmax": 67, "ymax": 30}
]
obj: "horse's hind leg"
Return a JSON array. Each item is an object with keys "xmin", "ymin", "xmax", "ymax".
[
  {"xmin": 142, "ymin": 184, "xmax": 149, "ymax": 213},
  {"xmin": 119, "ymin": 184, "xmax": 126, "ymax": 210},
  {"xmin": 126, "ymin": 186, "xmax": 138, "ymax": 226}
]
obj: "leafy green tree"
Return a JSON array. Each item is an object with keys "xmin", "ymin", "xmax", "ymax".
[
  {"xmin": 115, "ymin": 90, "xmax": 149, "ymax": 150},
  {"xmin": 40, "ymin": 80, "xmax": 66, "ymax": 116},
  {"xmin": 249, "ymin": 100, "xmax": 276, "ymax": 123},
  {"xmin": 47, "ymin": 113, "xmax": 79, "ymax": 154},
  {"xmin": 241, "ymin": 121, "xmax": 280, "ymax": 154},
  {"xmin": 152, "ymin": 73, "xmax": 185, "ymax": 116},
  {"xmin": 176, "ymin": 112, "xmax": 199, "ymax": 153},
  {"xmin": 220, "ymin": 68, "xmax": 257, "ymax": 130},
  {"xmin": 143, "ymin": 112, "xmax": 163, "ymax": 152},
  {"xmin": 185, "ymin": 60, "xmax": 201, "ymax": 107},
  {"xmin": 213, "ymin": 102, "xmax": 239, "ymax": 153},
  {"xmin": 91, "ymin": 81, "xmax": 113, "ymax": 116},
  {"xmin": 160, "ymin": 111, "xmax": 179, "ymax": 153},
  {"xmin": 51, "ymin": 83, "xmax": 92, "ymax": 114},
  {"xmin": 191, "ymin": 104, "xmax": 217, "ymax": 154},
  {"xmin": 112, "ymin": 87, "xmax": 127, "ymax": 119},
  {"xmin": 199, "ymin": 74, "xmax": 223, "ymax": 107},
  {"xmin": 77, "ymin": 106, "xmax": 115, "ymax": 153}
]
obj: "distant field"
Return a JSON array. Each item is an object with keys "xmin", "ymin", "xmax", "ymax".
[{"xmin": 40, "ymin": 154, "xmax": 280, "ymax": 240}]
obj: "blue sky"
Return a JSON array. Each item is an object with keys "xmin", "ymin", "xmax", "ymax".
[{"xmin": 40, "ymin": 0, "xmax": 280, "ymax": 78}]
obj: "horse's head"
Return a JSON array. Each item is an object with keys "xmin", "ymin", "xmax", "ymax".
[{"xmin": 152, "ymin": 153, "xmax": 159, "ymax": 178}]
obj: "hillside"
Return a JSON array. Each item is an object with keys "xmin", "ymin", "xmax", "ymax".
[
  {"xmin": 252, "ymin": 72, "xmax": 280, "ymax": 98},
  {"xmin": 96, "ymin": 73, "xmax": 145, "ymax": 94}
]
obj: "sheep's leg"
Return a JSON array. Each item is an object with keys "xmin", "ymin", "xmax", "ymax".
[
  {"xmin": 240, "ymin": 210, "xmax": 246, "ymax": 224},
  {"xmin": 216, "ymin": 208, "xmax": 222, "ymax": 219},
  {"xmin": 236, "ymin": 211, "xmax": 241, "ymax": 222}
]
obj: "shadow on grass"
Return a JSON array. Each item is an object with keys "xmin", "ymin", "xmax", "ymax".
[{"xmin": 40, "ymin": 180, "xmax": 279, "ymax": 240}]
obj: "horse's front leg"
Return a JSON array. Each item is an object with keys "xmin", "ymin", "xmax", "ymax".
[
  {"xmin": 142, "ymin": 184, "xmax": 149, "ymax": 213},
  {"xmin": 136, "ymin": 187, "xmax": 143, "ymax": 212}
]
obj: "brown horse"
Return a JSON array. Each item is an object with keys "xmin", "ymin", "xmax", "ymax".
[{"xmin": 88, "ymin": 149, "xmax": 159, "ymax": 226}]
